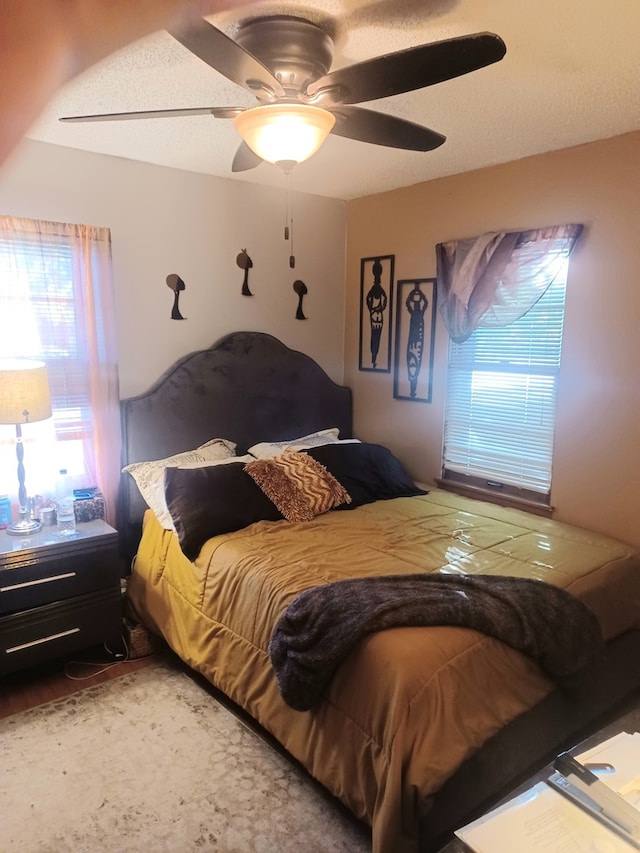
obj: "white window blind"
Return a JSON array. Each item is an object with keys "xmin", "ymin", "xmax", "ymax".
[
  {"xmin": 0, "ymin": 225, "xmax": 103, "ymax": 496},
  {"xmin": 442, "ymin": 259, "xmax": 569, "ymax": 500},
  {"xmin": 0, "ymin": 233, "xmax": 92, "ymax": 441}
]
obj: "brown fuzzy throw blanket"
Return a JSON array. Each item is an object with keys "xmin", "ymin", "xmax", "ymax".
[{"xmin": 268, "ymin": 573, "xmax": 604, "ymax": 711}]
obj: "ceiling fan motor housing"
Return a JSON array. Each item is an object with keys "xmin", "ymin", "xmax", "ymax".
[{"xmin": 235, "ymin": 16, "xmax": 334, "ymax": 95}]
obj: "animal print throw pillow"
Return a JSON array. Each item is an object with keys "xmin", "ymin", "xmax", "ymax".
[{"xmin": 245, "ymin": 449, "xmax": 351, "ymax": 522}]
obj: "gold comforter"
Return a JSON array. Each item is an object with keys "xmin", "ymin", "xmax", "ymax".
[{"xmin": 127, "ymin": 488, "xmax": 640, "ymax": 852}]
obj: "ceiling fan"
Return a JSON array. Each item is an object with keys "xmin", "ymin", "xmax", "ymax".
[{"xmin": 60, "ymin": 15, "xmax": 506, "ymax": 173}]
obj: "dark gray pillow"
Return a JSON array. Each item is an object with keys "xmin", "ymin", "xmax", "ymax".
[
  {"xmin": 303, "ymin": 443, "xmax": 427, "ymax": 509},
  {"xmin": 164, "ymin": 463, "xmax": 283, "ymax": 560}
]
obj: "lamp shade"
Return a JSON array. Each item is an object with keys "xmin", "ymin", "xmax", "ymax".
[
  {"xmin": 0, "ymin": 359, "xmax": 52, "ymax": 425},
  {"xmin": 234, "ymin": 104, "xmax": 336, "ymax": 168}
]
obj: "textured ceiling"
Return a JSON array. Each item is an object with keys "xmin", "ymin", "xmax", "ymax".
[{"xmin": 26, "ymin": 0, "xmax": 640, "ymax": 200}]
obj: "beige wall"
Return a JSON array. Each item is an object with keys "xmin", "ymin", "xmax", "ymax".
[
  {"xmin": 0, "ymin": 139, "xmax": 347, "ymax": 398},
  {"xmin": 345, "ymin": 132, "xmax": 640, "ymax": 548}
]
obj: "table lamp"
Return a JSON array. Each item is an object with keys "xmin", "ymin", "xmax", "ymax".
[{"xmin": 0, "ymin": 359, "xmax": 52, "ymax": 535}]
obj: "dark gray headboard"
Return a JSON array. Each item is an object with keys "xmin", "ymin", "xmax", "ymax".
[{"xmin": 118, "ymin": 331, "xmax": 352, "ymax": 563}]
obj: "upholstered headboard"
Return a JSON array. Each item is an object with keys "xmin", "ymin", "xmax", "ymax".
[{"xmin": 117, "ymin": 331, "xmax": 352, "ymax": 563}]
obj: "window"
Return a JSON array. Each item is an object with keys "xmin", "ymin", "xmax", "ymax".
[
  {"xmin": 0, "ymin": 217, "xmax": 120, "ymax": 517},
  {"xmin": 442, "ymin": 258, "xmax": 569, "ymax": 506}
]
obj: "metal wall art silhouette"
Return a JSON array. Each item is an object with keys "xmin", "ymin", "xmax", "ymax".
[
  {"xmin": 166, "ymin": 273, "xmax": 186, "ymax": 320},
  {"xmin": 358, "ymin": 255, "xmax": 394, "ymax": 372},
  {"xmin": 236, "ymin": 249, "xmax": 253, "ymax": 296},
  {"xmin": 293, "ymin": 279, "xmax": 307, "ymax": 319},
  {"xmin": 393, "ymin": 278, "xmax": 436, "ymax": 403}
]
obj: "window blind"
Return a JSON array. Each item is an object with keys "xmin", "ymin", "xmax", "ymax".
[
  {"xmin": 0, "ymin": 233, "xmax": 92, "ymax": 440},
  {"xmin": 443, "ymin": 261, "xmax": 568, "ymax": 498}
]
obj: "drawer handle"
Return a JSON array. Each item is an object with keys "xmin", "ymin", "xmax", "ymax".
[
  {"xmin": 5, "ymin": 627, "xmax": 81, "ymax": 654},
  {"xmin": 0, "ymin": 572, "xmax": 77, "ymax": 592}
]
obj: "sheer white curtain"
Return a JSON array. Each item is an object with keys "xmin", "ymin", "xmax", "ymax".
[
  {"xmin": 435, "ymin": 224, "xmax": 584, "ymax": 342},
  {"xmin": 0, "ymin": 216, "xmax": 120, "ymax": 523}
]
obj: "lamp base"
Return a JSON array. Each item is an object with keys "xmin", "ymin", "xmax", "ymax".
[{"xmin": 6, "ymin": 508, "xmax": 42, "ymax": 536}]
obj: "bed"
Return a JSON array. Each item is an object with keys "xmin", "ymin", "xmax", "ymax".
[{"xmin": 119, "ymin": 330, "xmax": 640, "ymax": 852}]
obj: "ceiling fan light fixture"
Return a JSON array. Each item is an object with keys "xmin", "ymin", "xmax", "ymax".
[{"xmin": 233, "ymin": 104, "xmax": 335, "ymax": 169}]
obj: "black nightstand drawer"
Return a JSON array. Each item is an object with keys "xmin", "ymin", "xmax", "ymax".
[
  {"xmin": 0, "ymin": 545, "xmax": 118, "ymax": 615},
  {"xmin": 0, "ymin": 520, "xmax": 122, "ymax": 674},
  {"xmin": 0, "ymin": 587, "xmax": 122, "ymax": 675}
]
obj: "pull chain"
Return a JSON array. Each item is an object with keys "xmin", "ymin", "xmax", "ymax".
[
  {"xmin": 283, "ymin": 170, "xmax": 295, "ymax": 269},
  {"xmin": 284, "ymin": 179, "xmax": 290, "ymax": 242},
  {"xmin": 289, "ymin": 206, "xmax": 295, "ymax": 269}
]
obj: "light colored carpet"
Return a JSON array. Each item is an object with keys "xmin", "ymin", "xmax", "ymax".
[{"xmin": 0, "ymin": 658, "xmax": 371, "ymax": 852}]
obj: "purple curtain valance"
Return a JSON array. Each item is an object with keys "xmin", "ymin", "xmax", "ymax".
[{"xmin": 435, "ymin": 224, "xmax": 583, "ymax": 342}]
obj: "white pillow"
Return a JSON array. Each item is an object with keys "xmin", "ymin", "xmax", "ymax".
[
  {"xmin": 177, "ymin": 454, "xmax": 253, "ymax": 470},
  {"xmin": 123, "ymin": 438, "xmax": 236, "ymax": 529},
  {"xmin": 199, "ymin": 438, "xmax": 237, "ymax": 454},
  {"xmin": 286, "ymin": 438, "xmax": 361, "ymax": 453},
  {"xmin": 248, "ymin": 427, "xmax": 342, "ymax": 459}
]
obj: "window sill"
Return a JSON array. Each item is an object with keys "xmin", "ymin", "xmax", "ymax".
[{"xmin": 435, "ymin": 478, "xmax": 554, "ymax": 517}]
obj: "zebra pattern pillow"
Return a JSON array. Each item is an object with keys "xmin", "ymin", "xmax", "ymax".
[{"xmin": 244, "ymin": 450, "xmax": 351, "ymax": 522}]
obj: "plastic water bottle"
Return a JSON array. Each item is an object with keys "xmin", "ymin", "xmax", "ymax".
[
  {"xmin": 55, "ymin": 469, "xmax": 76, "ymax": 536},
  {"xmin": 0, "ymin": 494, "xmax": 11, "ymax": 529}
]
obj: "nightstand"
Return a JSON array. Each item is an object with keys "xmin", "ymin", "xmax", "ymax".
[{"xmin": 0, "ymin": 520, "xmax": 122, "ymax": 675}]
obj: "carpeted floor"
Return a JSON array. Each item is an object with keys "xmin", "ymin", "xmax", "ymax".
[{"xmin": 0, "ymin": 656, "xmax": 371, "ymax": 852}]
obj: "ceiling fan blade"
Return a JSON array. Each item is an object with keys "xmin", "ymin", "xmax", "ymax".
[
  {"xmin": 306, "ymin": 32, "xmax": 506, "ymax": 105},
  {"xmin": 169, "ymin": 19, "xmax": 285, "ymax": 100},
  {"xmin": 60, "ymin": 107, "xmax": 244, "ymax": 123},
  {"xmin": 330, "ymin": 106, "xmax": 445, "ymax": 151},
  {"xmin": 232, "ymin": 142, "xmax": 263, "ymax": 172}
]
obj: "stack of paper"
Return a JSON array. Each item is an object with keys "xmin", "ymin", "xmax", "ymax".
[
  {"xmin": 577, "ymin": 732, "xmax": 640, "ymax": 807},
  {"xmin": 454, "ymin": 732, "xmax": 640, "ymax": 852}
]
